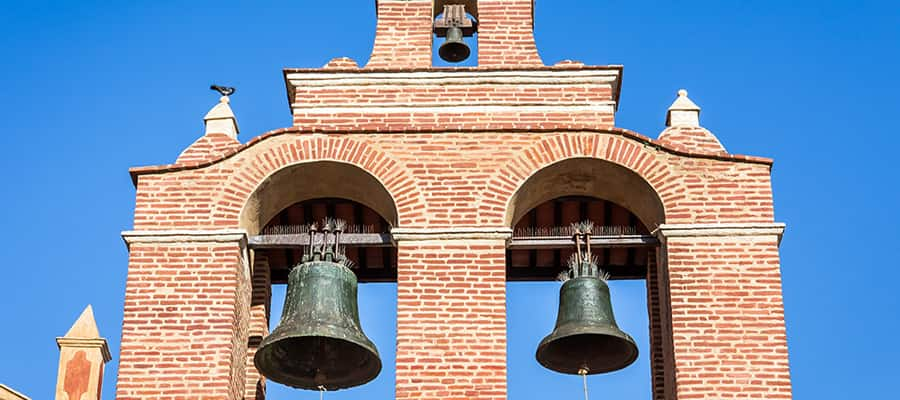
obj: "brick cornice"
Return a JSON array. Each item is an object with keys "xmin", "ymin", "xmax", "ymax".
[{"xmin": 128, "ymin": 127, "xmax": 774, "ymax": 186}]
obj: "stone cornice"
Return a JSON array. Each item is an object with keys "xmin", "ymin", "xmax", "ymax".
[
  {"xmin": 653, "ymin": 223, "xmax": 786, "ymax": 242},
  {"xmin": 121, "ymin": 229, "xmax": 248, "ymax": 245},
  {"xmin": 56, "ymin": 338, "xmax": 112, "ymax": 362}
]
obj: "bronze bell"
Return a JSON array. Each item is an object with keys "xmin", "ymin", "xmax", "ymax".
[
  {"xmin": 438, "ymin": 26, "xmax": 470, "ymax": 63},
  {"xmin": 434, "ymin": 3, "xmax": 475, "ymax": 63},
  {"xmin": 535, "ymin": 223, "xmax": 638, "ymax": 375},
  {"xmin": 254, "ymin": 225, "xmax": 381, "ymax": 390},
  {"xmin": 535, "ymin": 274, "xmax": 638, "ymax": 374}
]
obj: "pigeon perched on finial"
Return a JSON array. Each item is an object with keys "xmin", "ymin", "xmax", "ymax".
[{"xmin": 210, "ymin": 85, "xmax": 235, "ymax": 97}]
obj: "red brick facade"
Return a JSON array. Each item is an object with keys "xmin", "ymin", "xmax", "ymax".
[{"xmin": 119, "ymin": 1, "xmax": 791, "ymax": 399}]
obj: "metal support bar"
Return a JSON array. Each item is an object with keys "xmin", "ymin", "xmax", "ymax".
[
  {"xmin": 249, "ymin": 233, "xmax": 658, "ymax": 250},
  {"xmin": 508, "ymin": 235, "xmax": 658, "ymax": 250},
  {"xmin": 249, "ymin": 233, "xmax": 393, "ymax": 249}
]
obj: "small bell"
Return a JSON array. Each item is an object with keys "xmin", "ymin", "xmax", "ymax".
[
  {"xmin": 438, "ymin": 27, "xmax": 470, "ymax": 63},
  {"xmin": 434, "ymin": 3, "xmax": 476, "ymax": 63}
]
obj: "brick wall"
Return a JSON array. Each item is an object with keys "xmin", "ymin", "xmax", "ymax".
[
  {"xmin": 116, "ymin": 239, "xmax": 250, "ymax": 400},
  {"xmin": 366, "ymin": 0, "xmax": 433, "ymax": 68},
  {"xmin": 120, "ymin": 1, "xmax": 791, "ymax": 398},
  {"xmin": 477, "ymin": 0, "xmax": 542, "ymax": 66},
  {"xmin": 396, "ymin": 240, "xmax": 507, "ymax": 400},
  {"xmin": 132, "ymin": 130, "xmax": 774, "ymax": 231},
  {"xmin": 661, "ymin": 232, "xmax": 791, "ymax": 399},
  {"xmin": 285, "ymin": 68, "xmax": 621, "ymax": 132},
  {"xmin": 124, "ymin": 126, "xmax": 786, "ymax": 398}
]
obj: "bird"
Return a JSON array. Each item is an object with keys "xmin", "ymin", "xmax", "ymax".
[{"xmin": 210, "ymin": 85, "xmax": 236, "ymax": 97}]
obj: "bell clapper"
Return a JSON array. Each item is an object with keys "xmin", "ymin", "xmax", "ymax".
[
  {"xmin": 578, "ymin": 367, "xmax": 589, "ymax": 400},
  {"xmin": 317, "ymin": 385, "xmax": 327, "ymax": 400}
]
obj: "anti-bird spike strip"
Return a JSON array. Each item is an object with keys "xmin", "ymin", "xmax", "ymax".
[
  {"xmin": 261, "ymin": 223, "xmax": 379, "ymax": 235},
  {"xmin": 512, "ymin": 224, "xmax": 637, "ymax": 239}
]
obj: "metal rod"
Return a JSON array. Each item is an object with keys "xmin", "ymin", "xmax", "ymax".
[
  {"xmin": 585, "ymin": 231, "xmax": 592, "ymax": 260},
  {"xmin": 578, "ymin": 368, "xmax": 589, "ymax": 400},
  {"xmin": 583, "ymin": 373, "xmax": 588, "ymax": 400}
]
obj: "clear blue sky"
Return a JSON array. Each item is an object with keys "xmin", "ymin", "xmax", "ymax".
[{"xmin": 1, "ymin": 1, "xmax": 898, "ymax": 399}]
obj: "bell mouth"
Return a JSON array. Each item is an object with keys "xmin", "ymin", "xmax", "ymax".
[
  {"xmin": 536, "ymin": 327, "xmax": 639, "ymax": 375},
  {"xmin": 254, "ymin": 335, "xmax": 382, "ymax": 390},
  {"xmin": 439, "ymin": 42, "xmax": 471, "ymax": 63}
]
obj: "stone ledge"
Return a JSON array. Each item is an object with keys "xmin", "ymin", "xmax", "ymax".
[
  {"xmin": 56, "ymin": 338, "xmax": 112, "ymax": 362},
  {"xmin": 121, "ymin": 229, "xmax": 248, "ymax": 245},
  {"xmin": 653, "ymin": 223, "xmax": 785, "ymax": 242}
]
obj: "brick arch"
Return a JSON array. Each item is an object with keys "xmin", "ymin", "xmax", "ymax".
[
  {"xmin": 482, "ymin": 133, "xmax": 678, "ymax": 228},
  {"xmin": 210, "ymin": 135, "xmax": 424, "ymax": 233}
]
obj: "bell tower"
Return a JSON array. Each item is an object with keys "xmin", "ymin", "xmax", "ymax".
[{"xmin": 119, "ymin": 1, "xmax": 792, "ymax": 399}]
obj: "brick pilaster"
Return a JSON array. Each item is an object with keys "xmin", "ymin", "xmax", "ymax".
[
  {"xmin": 116, "ymin": 231, "xmax": 251, "ymax": 400},
  {"xmin": 393, "ymin": 229, "xmax": 509, "ymax": 400},
  {"xmin": 657, "ymin": 224, "xmax": 791, "ymax": 399},
  {"xmin": 366, "ymin": 0, "xmax": 433, "ymax": 68},
  {"xmin": 477, "ymin": 0, "xmax": 543, "ymax": 67}
]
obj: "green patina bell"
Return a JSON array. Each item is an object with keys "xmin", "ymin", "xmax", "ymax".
[
  {"xmin": 535, "ymin": 223, "xmax": 638, "ymax": 375},
  {"xmin": 536, "ymin": 275, "xmax": 638, "ymax": 374},
  {"xmin": 254, "ymin": 251, "xmax": 381, "ymax": 390}
]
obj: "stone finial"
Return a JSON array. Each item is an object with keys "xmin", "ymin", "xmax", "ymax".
[
  {"xmin": 55, "ymin": 306, "xmax": 110, "ymax": 400},
  {"xmin": 658, "ymin": 89, "xmax": 727, "ymax": 154},
  {"xmin": 666, "ymin": 89, "xmax": 701, "ymax": 127},
  {"xmin": 204, "ymin": 95, "xmax": 239, "ymax": 138}
]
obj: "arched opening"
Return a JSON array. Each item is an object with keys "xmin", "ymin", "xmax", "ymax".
[
  {"xmin": 508, "ymin": 196, "xmax": 652, "ymax": 281},
  {"xmin": 505, "ymin": 157, "xmax": 664, "ymax": 399},
  {"xmin": 240, "ymin": 161, "xmax": 398, "ymax": 235},
  {"xmin": 242, "ymin": 162, "xmax": 398, "ymax": 399},
  {"xmin": 505, "ymin": 157, "xmax": 665, "ymax": 230}
]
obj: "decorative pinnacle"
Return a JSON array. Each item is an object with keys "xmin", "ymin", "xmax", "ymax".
[
  {"xmin": 666, "ymin": 88, "xmax": 701, "ymax": 127},
  {"xmin": 204, "ymin": 85, "xmax": 239, "ymax": 138}
]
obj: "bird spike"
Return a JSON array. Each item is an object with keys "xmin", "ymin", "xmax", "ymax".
[
  {"xmin": 566, "ymin": 252, "xmax": 609, "ymax": 280},
  {"xmin": 567, "ymin": 253, "xmax": 581, "ymax": 270},
  {"xmin": 575, "ymin": 220, "xmax": 594, "ymax": 235},
  {"xmin": 333, "ymin": 218, "xmax": 347, "ymax": 233},
  {"xmin": 322, "ymin": 218, "xmax": 335, "ymax": 232},
  {"xmin": 333, "ymin": 248, "xmax": 356, "ymax": 269},
  {"xmin": 513, "ymin": 223, "xmax": 638, "ymax": 238}
]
